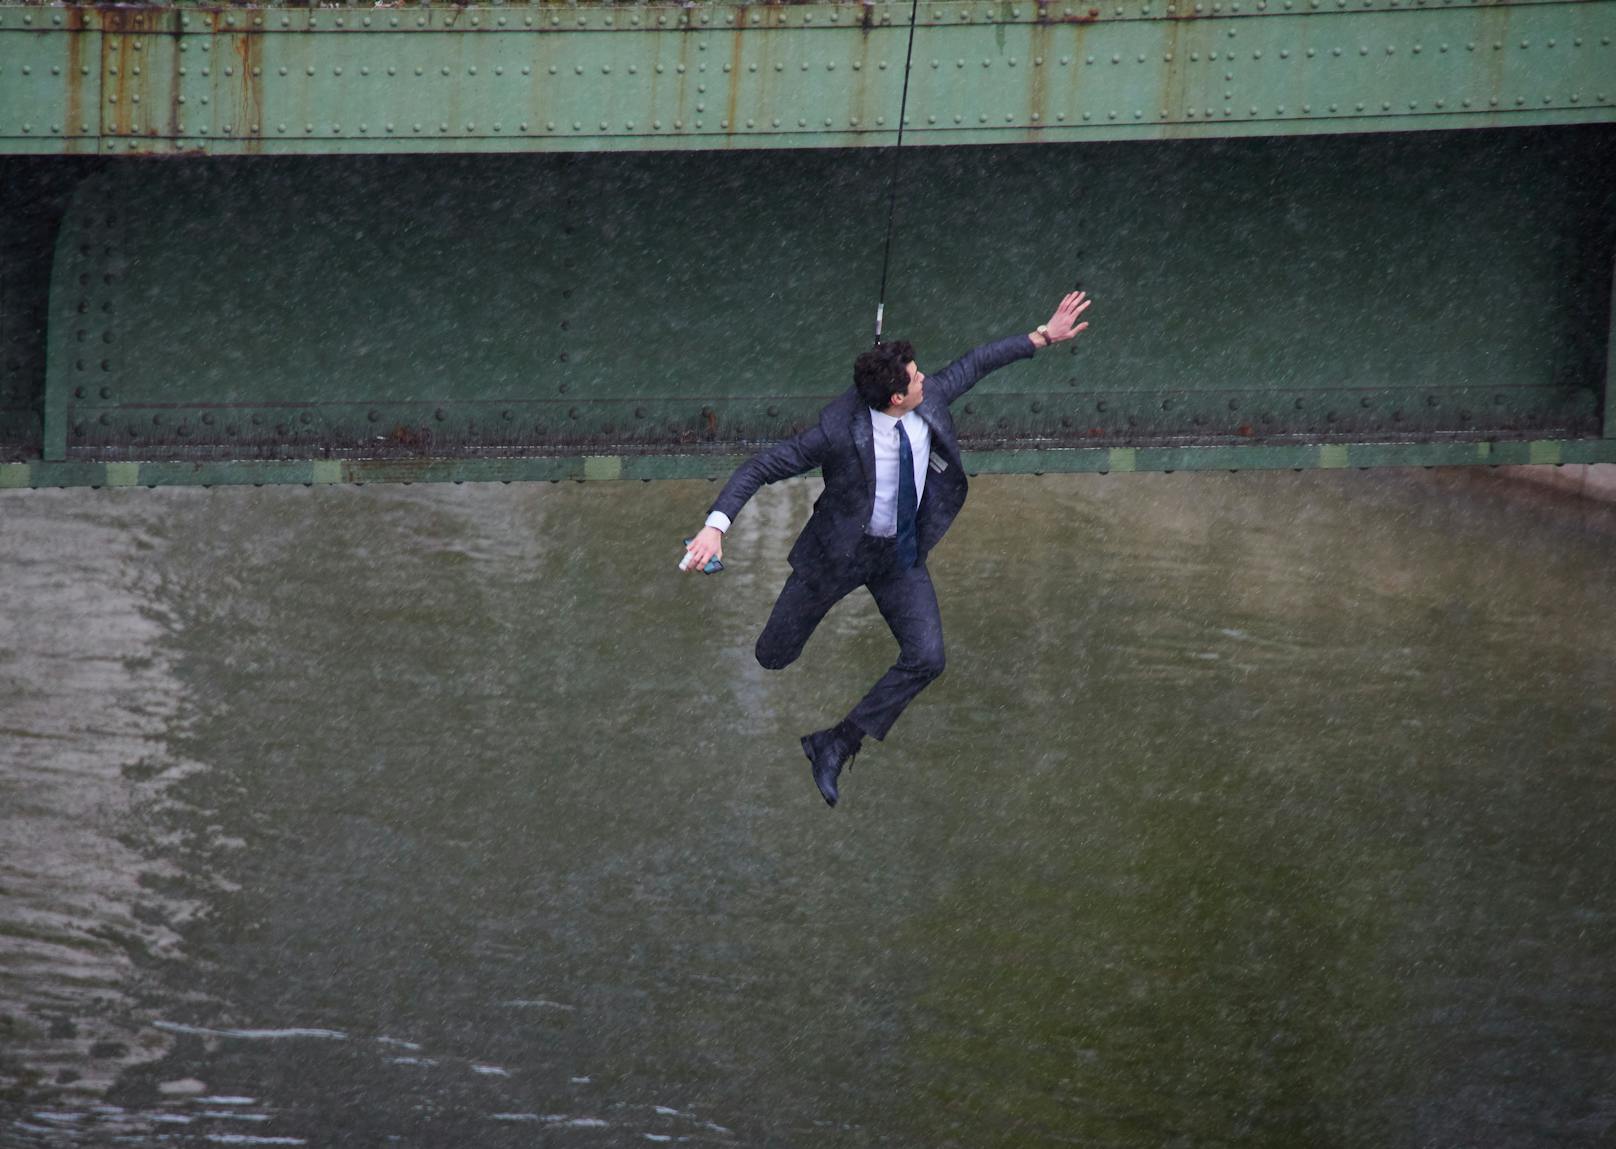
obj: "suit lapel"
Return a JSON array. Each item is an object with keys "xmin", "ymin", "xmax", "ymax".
[
  {"xmin": 915, "ymin": 394, "xmax": 948, "ymax": 441},
  {"xmin": 916, "ymin": 394, "xmax": 959, "ymax": 472},
  {"xmin": 850, "ymin": 405, "xmax": 876, "ymax": 503}
]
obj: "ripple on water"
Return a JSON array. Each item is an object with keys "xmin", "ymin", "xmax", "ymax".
[{"xmin": 0, "ymin": 493, "xmax": 207, "ymax": 1104}]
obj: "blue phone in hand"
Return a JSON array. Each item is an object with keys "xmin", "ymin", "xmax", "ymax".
[{"xmin": 679, "ymin": 539, "xmax": 724, "ymax": 574}]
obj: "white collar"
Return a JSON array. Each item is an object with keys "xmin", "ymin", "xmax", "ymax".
[{"xmin": 871, "ymin": 407, "xmax": 907, "ymax": 431}]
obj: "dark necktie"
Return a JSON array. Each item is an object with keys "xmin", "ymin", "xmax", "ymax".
[{"xmin": 896, "ymin": 420, "xmax": 918, "ymax": 570}]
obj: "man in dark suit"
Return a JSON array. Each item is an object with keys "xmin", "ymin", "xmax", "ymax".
[{"xmin": 683, "ymin": 292, "xmax": 1092, "ymax": 807}]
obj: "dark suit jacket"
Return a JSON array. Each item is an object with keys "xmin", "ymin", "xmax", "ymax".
[{"xmin": 709, "ymin": 334, "xmax": 1036, "ymax": 577}]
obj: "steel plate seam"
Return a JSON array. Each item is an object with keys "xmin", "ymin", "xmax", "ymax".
[{"xmin": 6, "ymin": 439, "xmax": 1616, "ymax": 489}]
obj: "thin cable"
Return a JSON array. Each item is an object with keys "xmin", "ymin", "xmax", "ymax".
[{"xmin": 874, "ymin": 0, "xmax": 924, "ymax": 343}]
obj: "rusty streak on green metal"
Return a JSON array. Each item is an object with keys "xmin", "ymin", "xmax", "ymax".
[
  {"xmin": 5, "ymin": 439, "xmax": 1616, "ymax": 490},
  {"xmin": 1, "ymin": 2, "xmax": 1613, "ymax": 156}
]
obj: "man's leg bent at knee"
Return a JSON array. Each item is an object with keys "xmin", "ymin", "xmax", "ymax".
[{"xmin": 754, "ymin": 569, "xmax": 850, "ymax": 671}]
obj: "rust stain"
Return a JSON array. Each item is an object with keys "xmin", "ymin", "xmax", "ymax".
[
  {"xmin": 1161, "ymin": 17, "xmax": 1186, "ymax": 133},
  {"xmin": 165, "ymin": 6, "xmax": 184, "ymax": 140},
  {"xmin": 1028, "ymin": 20, "xmax": 1050, "ymax": 130},
  {"xmin": 64, "ymin": 7, "xmax": 86, "ymax": 149},
  {"xmin": 848, "ymin": 14, "xmax": 874, "ymax": 141},
  {"xmin": 727, "ymin": 7, "xmax": 747, "ymax": 140},
  {"xmin": 230, "ymin": 22, "xmax": 265, "ymax": 154},
  {"xmin": 94, "ymin": 4, "xmax": 169, "ymax": 152},
  {"xmin": 388, "ymin": 424, "xmax": 429, "ymax": 449}
]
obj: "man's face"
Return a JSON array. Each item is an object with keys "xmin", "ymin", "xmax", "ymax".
[{"xmin": 890, "ymin": 359, "xmax": 925, "ymax": 413}]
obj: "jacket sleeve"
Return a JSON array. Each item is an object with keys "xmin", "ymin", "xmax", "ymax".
[
  {"xmin": 708, "ymin": 423, "xmax": 831, "ymax": 524},
  {"xmin": 930, "ymin": 334, "xmax": 1038, "ymax": 407}
]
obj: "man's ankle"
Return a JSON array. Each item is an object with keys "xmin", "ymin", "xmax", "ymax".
[{"xmin": 832, "ymin": 718, "xmax": 865, "ymax": 750}]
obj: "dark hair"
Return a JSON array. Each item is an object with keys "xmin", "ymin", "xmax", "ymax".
[{"xmin": 853, "ymin": 340, "xmax": 915, "ymax": 410}]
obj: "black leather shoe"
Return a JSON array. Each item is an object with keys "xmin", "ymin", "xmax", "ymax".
[{"xmin": 801, "ymin": 728, "xmax": 858, "ymax": 808}]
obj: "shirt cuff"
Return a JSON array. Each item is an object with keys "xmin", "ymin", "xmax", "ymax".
[{"xmin": 705, "ymin": 510, "xmax": 732, "ymax": 534}]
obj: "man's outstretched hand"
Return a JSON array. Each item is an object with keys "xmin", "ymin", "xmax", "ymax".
[
  {"xmin": 1044, "ymin": 291, "xmax": 1092, "ymax": 343},
  {"xmin": 682, "ymin": 525, "xmax": 724, "ymax": 573}
]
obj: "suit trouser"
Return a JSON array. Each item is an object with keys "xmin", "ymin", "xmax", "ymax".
[{"xmin": 754, "ymin": 535, "xmax": 945, "ymax": 741}]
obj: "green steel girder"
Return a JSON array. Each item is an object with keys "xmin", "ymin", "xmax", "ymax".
[
  {"xmin": 4, "ymin": 436, "xmax": 1615, "ymax": 489},
  {"xmin": 0, "ymin": 1, "xmax": 1612, "ymax": 156}
]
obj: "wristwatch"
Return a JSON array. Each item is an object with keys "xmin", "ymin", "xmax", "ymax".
[{"xmin": 1036, "ymin": 324, "xmax": 1051, "ymax": 346}]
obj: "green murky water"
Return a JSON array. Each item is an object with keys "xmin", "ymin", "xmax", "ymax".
[{"xmin": 3, "ymin": 470, "xmax": 1614, "ymax": 1146}]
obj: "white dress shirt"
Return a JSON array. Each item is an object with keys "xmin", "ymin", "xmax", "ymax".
[
  {"xmin": 866, "ymin": 408, "xmax": 930, "ymax": 537},
  {"xmin": 703, "ymin": 407, "xmax": 931, "ymax": 537}
]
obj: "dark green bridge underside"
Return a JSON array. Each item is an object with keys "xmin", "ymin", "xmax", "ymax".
[{"xmin": 2, "ymin": 124, "xmax": 1613, "ymax": 485}]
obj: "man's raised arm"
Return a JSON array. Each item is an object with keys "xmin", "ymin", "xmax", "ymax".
[
  {"xmin": 931, "ymin": 291, "xmax": 1092, "ymax": 406},
  {"xmin": 682, "ymin": 423, "xmax": 830, "ymax": 573}
]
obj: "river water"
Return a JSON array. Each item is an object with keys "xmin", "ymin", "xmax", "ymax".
[{"xmin": 2, "ymin": 470, "xmax": 1614, "ymax": 1147}]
